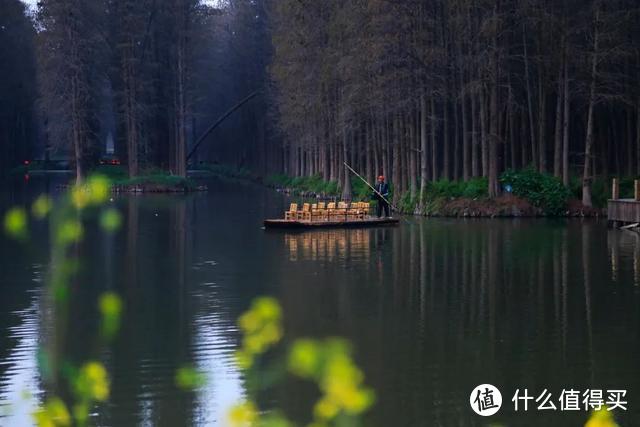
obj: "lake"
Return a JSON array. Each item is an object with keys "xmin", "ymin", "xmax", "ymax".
[{"xmin": 1, "ymin": 176, "xmax": 639, "ymax": 426}]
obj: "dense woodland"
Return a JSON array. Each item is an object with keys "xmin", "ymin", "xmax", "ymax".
[
  {"xmin": 0, "ymin": 0, "xmax": 270, "ymax": 179},
  {"xmin": 1, "ymin": 0, "xmax": 640, "ymax": 207},
  {"xmin": 270, "ymin": 0, "xmax": 640, "ymax": 206}
]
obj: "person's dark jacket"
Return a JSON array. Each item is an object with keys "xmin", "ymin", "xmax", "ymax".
[{"xmin": 373, "ymin": 182, "xmax": 390, "ymax": 203}]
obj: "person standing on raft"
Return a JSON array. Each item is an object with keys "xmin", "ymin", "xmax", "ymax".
[{"xmin": 373, "ymin": 175, "xmax": 391, "ymax": 218}]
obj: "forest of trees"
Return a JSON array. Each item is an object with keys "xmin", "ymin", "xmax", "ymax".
[
  {"xmin": 269, "ymin": 0, "xmax": 640, "ymax": 206},
  {"xmin": 0, "ymin": 0, "xmax": 270, "ymax": 181},
  {"xmin": 1, "ymin": 0, "xmax": 640, "ymax": 207},
  {"xmin": 0, "ymin": 0, "xmax": 37, "ymax": 175}
]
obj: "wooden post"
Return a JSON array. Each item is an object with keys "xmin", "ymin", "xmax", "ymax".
[
  {"xmin": 612, "ymin": 178, "xmax": 619, "ymax": 200},
  {"xmin": 635, "ymin": 179, "xmax": 640, "ymax": 201}
]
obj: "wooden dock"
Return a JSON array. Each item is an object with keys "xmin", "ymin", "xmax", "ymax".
[
  {"xmin": 264, "ymin": 217, "xmax": 400, "ymax": 230},
  {"xmin": 608, "ymin": 199, "xmax": 640, "ymax": 226},
  {"xmin": 608, "ymin": 178, "xmax": 640, "ymax": 227}
]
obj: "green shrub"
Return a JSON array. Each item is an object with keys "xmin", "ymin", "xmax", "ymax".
[
  {"xmin": 266, "ymin": 173, "xmax": 341, "ymax": 196},
  {"xmin": 428, "ymin": 179, "xmax": 463, "ymax": 198},
  {"xmin": 351, "ymin": 178, "xmax": 371, "ymax": 200},
  {"xmin": 265, "ymin": 174, "xmax": 292, "ymax": 187},
  {"xmin": 92, "ymin": 164, "xmax": 127, "ymax": 179},
  {"xmin": 399, "ymin": 191, "xmax": 417, "ymax": 212},
  {"xmin": 462, "ymin": 177, "xmax": 489, "ymax": 198},
  {"xmin": 500, "ymin": 168, "xmax": 570, "ymax": 215},
  {"xmin": 418, "ymin": 177, "xmax": 488, "ymax": 201}
]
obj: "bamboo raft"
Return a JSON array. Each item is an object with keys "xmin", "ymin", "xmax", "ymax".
[
  {"xmin": 264, "ymin": 201, "xmax": 400, "ymax": 229},
  {"xmin": 264, "ymin": 217, "xmax": 399, "ymax": 229}
]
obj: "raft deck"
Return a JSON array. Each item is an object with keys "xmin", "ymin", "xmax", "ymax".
[{"xmin": 264, "ymin": 217, "xmax": 400, "ymax": 229}]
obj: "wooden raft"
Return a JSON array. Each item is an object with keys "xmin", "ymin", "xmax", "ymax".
[{"xmin": 264, "ymin": 217, "xmax": 400, "ymax": 229}]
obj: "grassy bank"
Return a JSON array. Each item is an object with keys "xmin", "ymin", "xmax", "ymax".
[
  {"xmin": 269, "ymin": 168, "xmax": 619, "ymax": 217},
  {"xmin": 93, "ymin": 165, "xmax": 200, "ymax": 192},
  {"xmin": 266, "ymin": 173, "xmax": 373, "ymax": 200}
]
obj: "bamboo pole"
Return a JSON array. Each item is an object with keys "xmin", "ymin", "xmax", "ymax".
[
  {"xmin": 343, "ymin": 162, "xmax": 399, "ymax": 211},
  {"xmin": 635, "ymin": 179, "xmax": 640, "ymax": 201}
]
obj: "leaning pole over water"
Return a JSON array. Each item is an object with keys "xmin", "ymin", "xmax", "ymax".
[{"xmin": 186, "ymin": 89, "xmax": 261, "ymax": 161}]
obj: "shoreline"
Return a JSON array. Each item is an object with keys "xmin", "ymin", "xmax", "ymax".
[{"xmin": 268, "ymin": 184, "xmax": 606, "ymax": 219}]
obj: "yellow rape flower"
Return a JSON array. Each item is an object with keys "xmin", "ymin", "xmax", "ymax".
[
  {"xmin": 86, "ymin": 175, "xmax": 110, "ymax": 204},
  {"xmin": 237, "ymin": 297, "xmax": 283, "ymax": 368},
  {"xmin": 585, "ymin": 409, "xmax": 619, "ymax": 427},
  {"xmin": 99, "ymin": 292, "xmax": 123, "ymax": 338},
  {"xmin": 239, "ymin": 311, "xmax": 260, "ymax": 334},
  {"xmin": 4, "ymin": 207, "xmax": 27, "ymax": 239},
  {"xmin": 56, "ymin": 220, "xmax": 83, "ymax": 245},
  {"xmin": 32, "ymin": 195, "xmax": 53, "ymax": 219},
  {"xmin": 33, "ymin": 397, "xmax": 70, "ymax": 427},
  {"xmin": 75, "ymin": 362, "xmax": 110, "ymax": 402},
  {"xmin": 254, "ymin": 297, "xmax": 281, "ymax": 321},
  {"xmin": 313, "ymin": 397, "xmax": 339, "ymax": 420},
  {"xmin": 235, "ymin": 349, "xmax": 253, "ymax": 370},
  {"xmin": 71, "ymin": 185, "xmax": 89, "ymax": 209},
  {"xmin": 288, "ymin": 339, "xmax": 320, "ymax": 378},
  {"xmin": 100, "ymin": 208, "xmax": 122, "ymax": 232},
  {"xmin": 228, "ymin": 401, "xmax": 258, "ymax": 427},
  {"xmin": 175, "ymin": 365, "xmax": 206, "ymax": 390}
]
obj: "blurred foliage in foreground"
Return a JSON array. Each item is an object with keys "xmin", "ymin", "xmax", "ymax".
[
  {"xmin": 4, "ymin": 175, "xmax": 122, "ymax": 426},
  {"xmin": 228, "ymin": 297, "xmax": 375, "ymax": 427}
]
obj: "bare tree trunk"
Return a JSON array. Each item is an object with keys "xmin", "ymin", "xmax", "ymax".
[
  {"xmin": 479, "ymin": 87, "xmax": 488, "ymax": 177},
  {"xmin": 626, "ymin": 108, "xmax": 633, "ymax": 175},
  {"xmin": 342, "ymin": 131, "xmax": 352, "ymax": 200},
  {"xmin": 471, "ymin": 91, "xmax": 479, "ymax": 177},
  {"xmin": 582, "ymin": 7, "xmax": 600, "ymax": 207},
  {"xmin": 409, "ymin": 111, "xmax": 417, "ymax": 199},
  {"xmin": 488, "ymin": 7, "xmax": 499, "ymax": 198},
  {"xmin": 420, "ymin": 94, "xmax": 428, "ymax": 203},
  {"xmin": 443, "ymin": 88, "xmax": 450, "ymax": 180},
  {"xmin": 393, "ymin": 114, "xmax": 401, "ymax": 202},
  {"xmin": 538, "ymin": 80, "xmax": 547, "ymax": 172},
  {"xmin": 71, "ymin": 69, "xmax": 83, "ymax": 182},
  {"xmin": 523, "ymin": 24, "xmax": 537, "ymax": 170},
  {"xmin": 636, "ymin": 91, "xmax": 640, "ymax": 175},
  {"xmin": 554, "ymin": 52, "xmax": 564, "ymax": 178},
  {"xmin": 431, "ymin": 96, "xmax": 438, "ymax": 181},
  {"xmin": 453, "ymin": 96, "xmax": 460, "ymax": 180},
  {"xmin": 174, "ymin": 0, "xmax": 188, "ymax": 178},
  {"xmin": 562, "ymin": 48, "xmax": 571, "ymax": 186},
  {"xmin": 365, "ymin": 119, "xmax": 372, "ymax": 183},
  {"xmin": 459, "ymin": 41, "xmax": 470, "ymax": 181}
]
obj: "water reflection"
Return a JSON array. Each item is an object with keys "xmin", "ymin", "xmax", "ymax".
[
  {"xmin": 0, "ymin": 287, "xmax": 42, "ymax": 426},
  {"xmin": 274, "ymin": 219, "xmax": 640, "ymax": 426},
  {"xmin": 283, "ymin": 229, "xmax": 378, "ymax": 263},
  {"xmin": 1, "ymin": 178, "xmax": 640, "ymax": 426},
  {"xmin": 1, "ymin": 182, "xmax": 250, "ymax": 426}
]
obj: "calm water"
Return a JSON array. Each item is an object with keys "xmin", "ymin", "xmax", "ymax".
[{"xmin": 1, "ymin": 176, "xmax": 639, "ymax": 426}]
